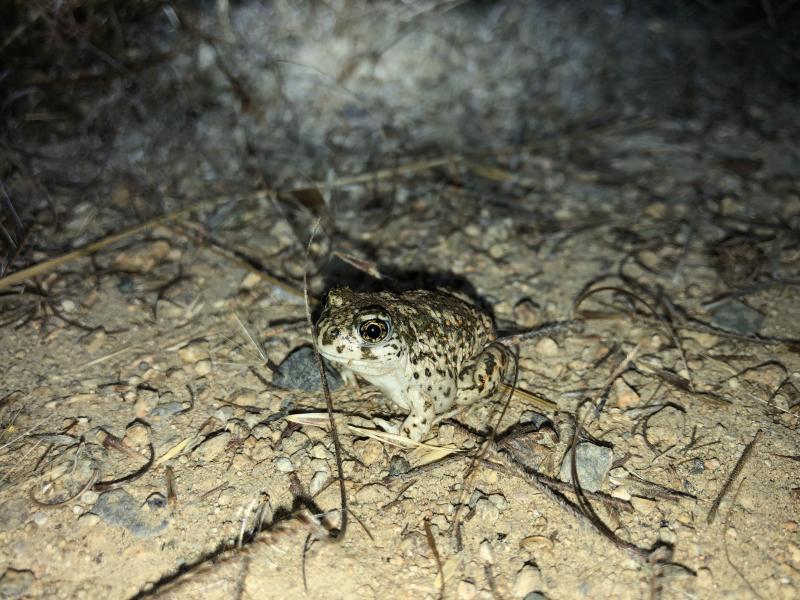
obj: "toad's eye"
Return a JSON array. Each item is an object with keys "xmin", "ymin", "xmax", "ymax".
[{"xmin": 358, "ymin": 318, "xmax": 390, "ymax": 343}]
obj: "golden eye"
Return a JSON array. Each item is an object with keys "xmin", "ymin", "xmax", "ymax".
[{"xmin": 359, "ymin": 318, "xmax": 389, "ymax": 343}]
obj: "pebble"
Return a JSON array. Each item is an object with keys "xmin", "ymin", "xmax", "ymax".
[
  {"xmin": 631, "ymin": 496, "xmax": 657, "ymax": 514},
  {"xmin": 125, "ymin": 422, "xmax": 150, "ymax": 447},
  {"xmin": 388, "ymin": 454, "xmax": 411, "ymax": 476},
  {"xmin": 274, "ymin": 457, "xmax": 295, "ymax": 473},
  {"xmin": 251, "ymin": 424, "xmax": 271, "ymax": 440},
  {"xmin": 519, "ymin": 536, "xmax": 553, "ymax": 552},
  {"xmin": 479, "ymin": 539, "xmax": 494, "ymax": 563},
  {"xmin": 91, "ymin": 489, "xmax": 169, "ymax": 538},
  {"xmin": 112, "ymin": 240, "xmax": 171, "ymax": 271},
  {"xmin": 612, "ymin": 377, "xmax": 640, "ymax": 408},
  {"xmin": 559, "ymin": 442, "xmax": 613, "ymax": 492},
  {"xmin": 457, "ymin": 579, "xmax": 478, "ymax": 600},
  {"xmin": 78, "ymin": 513, "xmax": 101, "ymax": 528},
  {"xmin": 178, "ymin": 341, "xmax": 209, "ymax": 364},
  {"xmin": 0, "ymin": 568, "xmax": 35, "ymax": 600},
  {"xmin": 133, "ymin": 388, "xmax": 159, "ymax": 418},
  {"xmin": 149, "ymin": 402, "xmax": 185, "ymax": 417},
  {"xmin": 513, "ymin": 298, "xmax": 541, "ymax": 328},
  {"xmin": 534, "ymin": 337, "xmax": 559, "ymax": 357},
  {"xmin": 271, "ymin": 346, "xmax": 343, "ymax": 392},
  {"xmin": 512, "ymin": 565, "xmax": 542, "ymax": 598},
  {"xmin": 309, "ymin": 471, "xmax": 329, "ymax": 495},
  {"xmin": 310, "ymin": 442, "xmax": 332, "ymax": 460},
  {"xmin": 488, "ymin": 243, "xmax": 507, "ymax": 260},
  {"xmin": 279, "ymin": 431, "xmax": 308, "ymax": 455},
  {"xmin": 194, "ymin": 359, "xmax": 213, "ymax": 376},
  {"xmin": 31, "ymin": 512, "xmax": 48, "ymax": 527},
  {"xmin": 240, "ymin": 272, "xmax": 263, "ymax": 289},
  {"xmin": 710, "ymin": 299, "xmax": 764, "ymax": 336},
  {"xmin": 611, "ymin": 487, "xmax": 632, "ymax": 501},
  {"xmin": 472, "ymin": 498, "xmax": 500, "ymax": 522},
  {"xmin": 0, "ymin": 497, "xmax": 30, "ymax": 532},
  {"xmin": 487, "ymin": 493, "xmax": 507, "ymax": 511},
  {"xmin": 229, "ymin": 389, "xmax": 258, "ymax": 406},
  {"xmin": 355, "ymin": 483, "xmax": 388, "ymax": 504},
  {"xmin": 80, "ymin": 491, "xmax": 99, "ymax": 505},
  {"xmin": 197, "ymin": 432, "xmax": 232, "ymax": 462},
  {"xmin": 353, "ymin": 439, "xmax": 384, "ymax": 464}
]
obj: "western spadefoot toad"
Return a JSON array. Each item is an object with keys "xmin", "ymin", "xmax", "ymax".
[{"xmin": 315, "ymin": 287, "xmax": 508, "ymax": 441}]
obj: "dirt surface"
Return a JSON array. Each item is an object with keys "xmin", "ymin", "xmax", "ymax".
[{"xmin": 1, "ymin": 2, "xmax": 799, "ymax": 599}]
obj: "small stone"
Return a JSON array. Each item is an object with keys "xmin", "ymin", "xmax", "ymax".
[
  {"xmin": 473, "ymin": 498, "xmax": 500, "ymax": 522},
  {"xmin": 279, "ymin": 431, "xmax": 308, "ymax": 455},
  {"xmin": 178, "ymin": 341, "xmax": 209, "ymax": 364},
  {"xmin": 197, "ymin": 432, "xmax": 232, "ymax": 462},
  {"xmin": 388, "ymin": 454, "xmax": 411, "ymax": 476},
  {"xmin": 274, "ymin": 457, "xmax": 295, "ymax": 473},
  {"xmin": 229, "ymin": 389, "xmax": 258, "ymax": 407},
  {"xmin": 240, "ymin": 272, "xmax": 263, "ymax": 289},
  {"xmin": 457, "ymin": 579, "xmax": 478, "ymax": 600},
  {"xmin": 487, "ymin": 493, "xmax": 507, "ymax": 511},
  {"xmin": 783, "ymin": 521, "xmax": 798, "ymax": 533},
  {"xmin": 217, "ymin": 491, "xmax": 232, "ymax": 506},
  {"xmin": 125, "ymin": 422, "xmax": 150, "ymax": 448},
  {"xmin": 465, "ymin": 224, "xmax": 481, "ymax": 237},
  {"xmin": 309, "ymin": 471, "xmax": 329, "ymax": 495},
  {"xmin": 631, "ymin": 496, "xmax": 657, "ymax": 514},
  {"xmin": 194, "ymin": 360, "xmax": 212, "ymax": 376},
  {"xmin": 612, "ymin": 377, "xmax": 640, "ymax": 408},
  {"xmin": 112, "ymin": 240, "xmax": 171, "ymax": 271},
  {"xmin": 512, "ymin": 565, "xmax": 542, "ymax": 598},
  {"xmin": 31, "ymin": 512, "xmax": 48, "ymax": 527},
  {"xmin": 513, "ymin": 298, "xmax": 541, "ymax": 328},
  {"xmin": 488, "ymin": 243, "xmax": 506, "ymax": 260},
  {"xmin": 0, "ymin": 568, "xmax": 35, "ymax": 600},
  {"xmin": 150, "ymin": 402, "xmax": 184, "ymax": 417},
  {"xmin": 355, "ymin": 483, "xmax": 388, "ymax": 504},
  {"xmin": 91, "ymin": 489, "xmax": 169, "ymax": 537},
  {"xmin": 559, "ymin": 442, "xmax": 613, "ymax": 492},
  {"xmin": 645, "ymin": 201, "xmax": 667, "ymax": 219},
  {"xmin": 520, "ymin": 536, "xmax": 553, "ymax": 552},
  {"xmin": 251, "ymin": 424, "xmax": 272, "ymax": 440},
  {"xmin": 710, "ymin": 300, "xmax": 764, "ymax": 336},
  {"xmin": 133, "ymin": 388, "xmax": 159, "ymax": 419},
  {"xmin": 78, "ymin": 513, "xmax": 101, "ymax": 528},
  {"xmin": 518, "ymin": 411, "xmax": 550, "ymax": 429},
  {"xmin": 479, "ymin": 539, "xmax": 494, "ymax": 563},
  {"xmin": 310, "ymin": 443, "xmax": 331, "ymax": 460},
  {"xmin": 80, "ymin": 491, "xmax": 99, "ymax": 505},
  {"xmin": 271, "ymin": 346, "xmax": 343, "ymax": 392},
  {"xmin": 0, "ymin": 497, "xmax": 30, "ymax": 533},
  {"xmin": 145, "ymin": 493, "xmax": 168, "ymax": 510},
  {"xmin": 534, "ymin": 337, "xmax": 559, "ymax": 357},
  {"xmin": 353, "ymin": 439, "xmax": 384, "ymax": 465},
  {"xmin": 611, "ymin": 487, "xmax": 632, "ymax": 501}
]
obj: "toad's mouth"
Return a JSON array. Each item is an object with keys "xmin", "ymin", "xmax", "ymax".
[{"xmin": 317, "ymin": 346, "xmax": 396, "ymax": 376}]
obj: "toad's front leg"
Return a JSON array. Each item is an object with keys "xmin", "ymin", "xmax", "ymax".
[{"xmin": 399, "ymin": 387, "xmax": 436, "ymax": 441}]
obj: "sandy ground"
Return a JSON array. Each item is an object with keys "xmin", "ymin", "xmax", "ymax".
[{"xmin": 1, "ymin": 2, "xmax": 799, "ymax": 599}]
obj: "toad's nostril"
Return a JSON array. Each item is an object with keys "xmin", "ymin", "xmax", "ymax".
[{"xmin": 330, "ymin": 327, "xmax": 340, "ymax": 339}]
